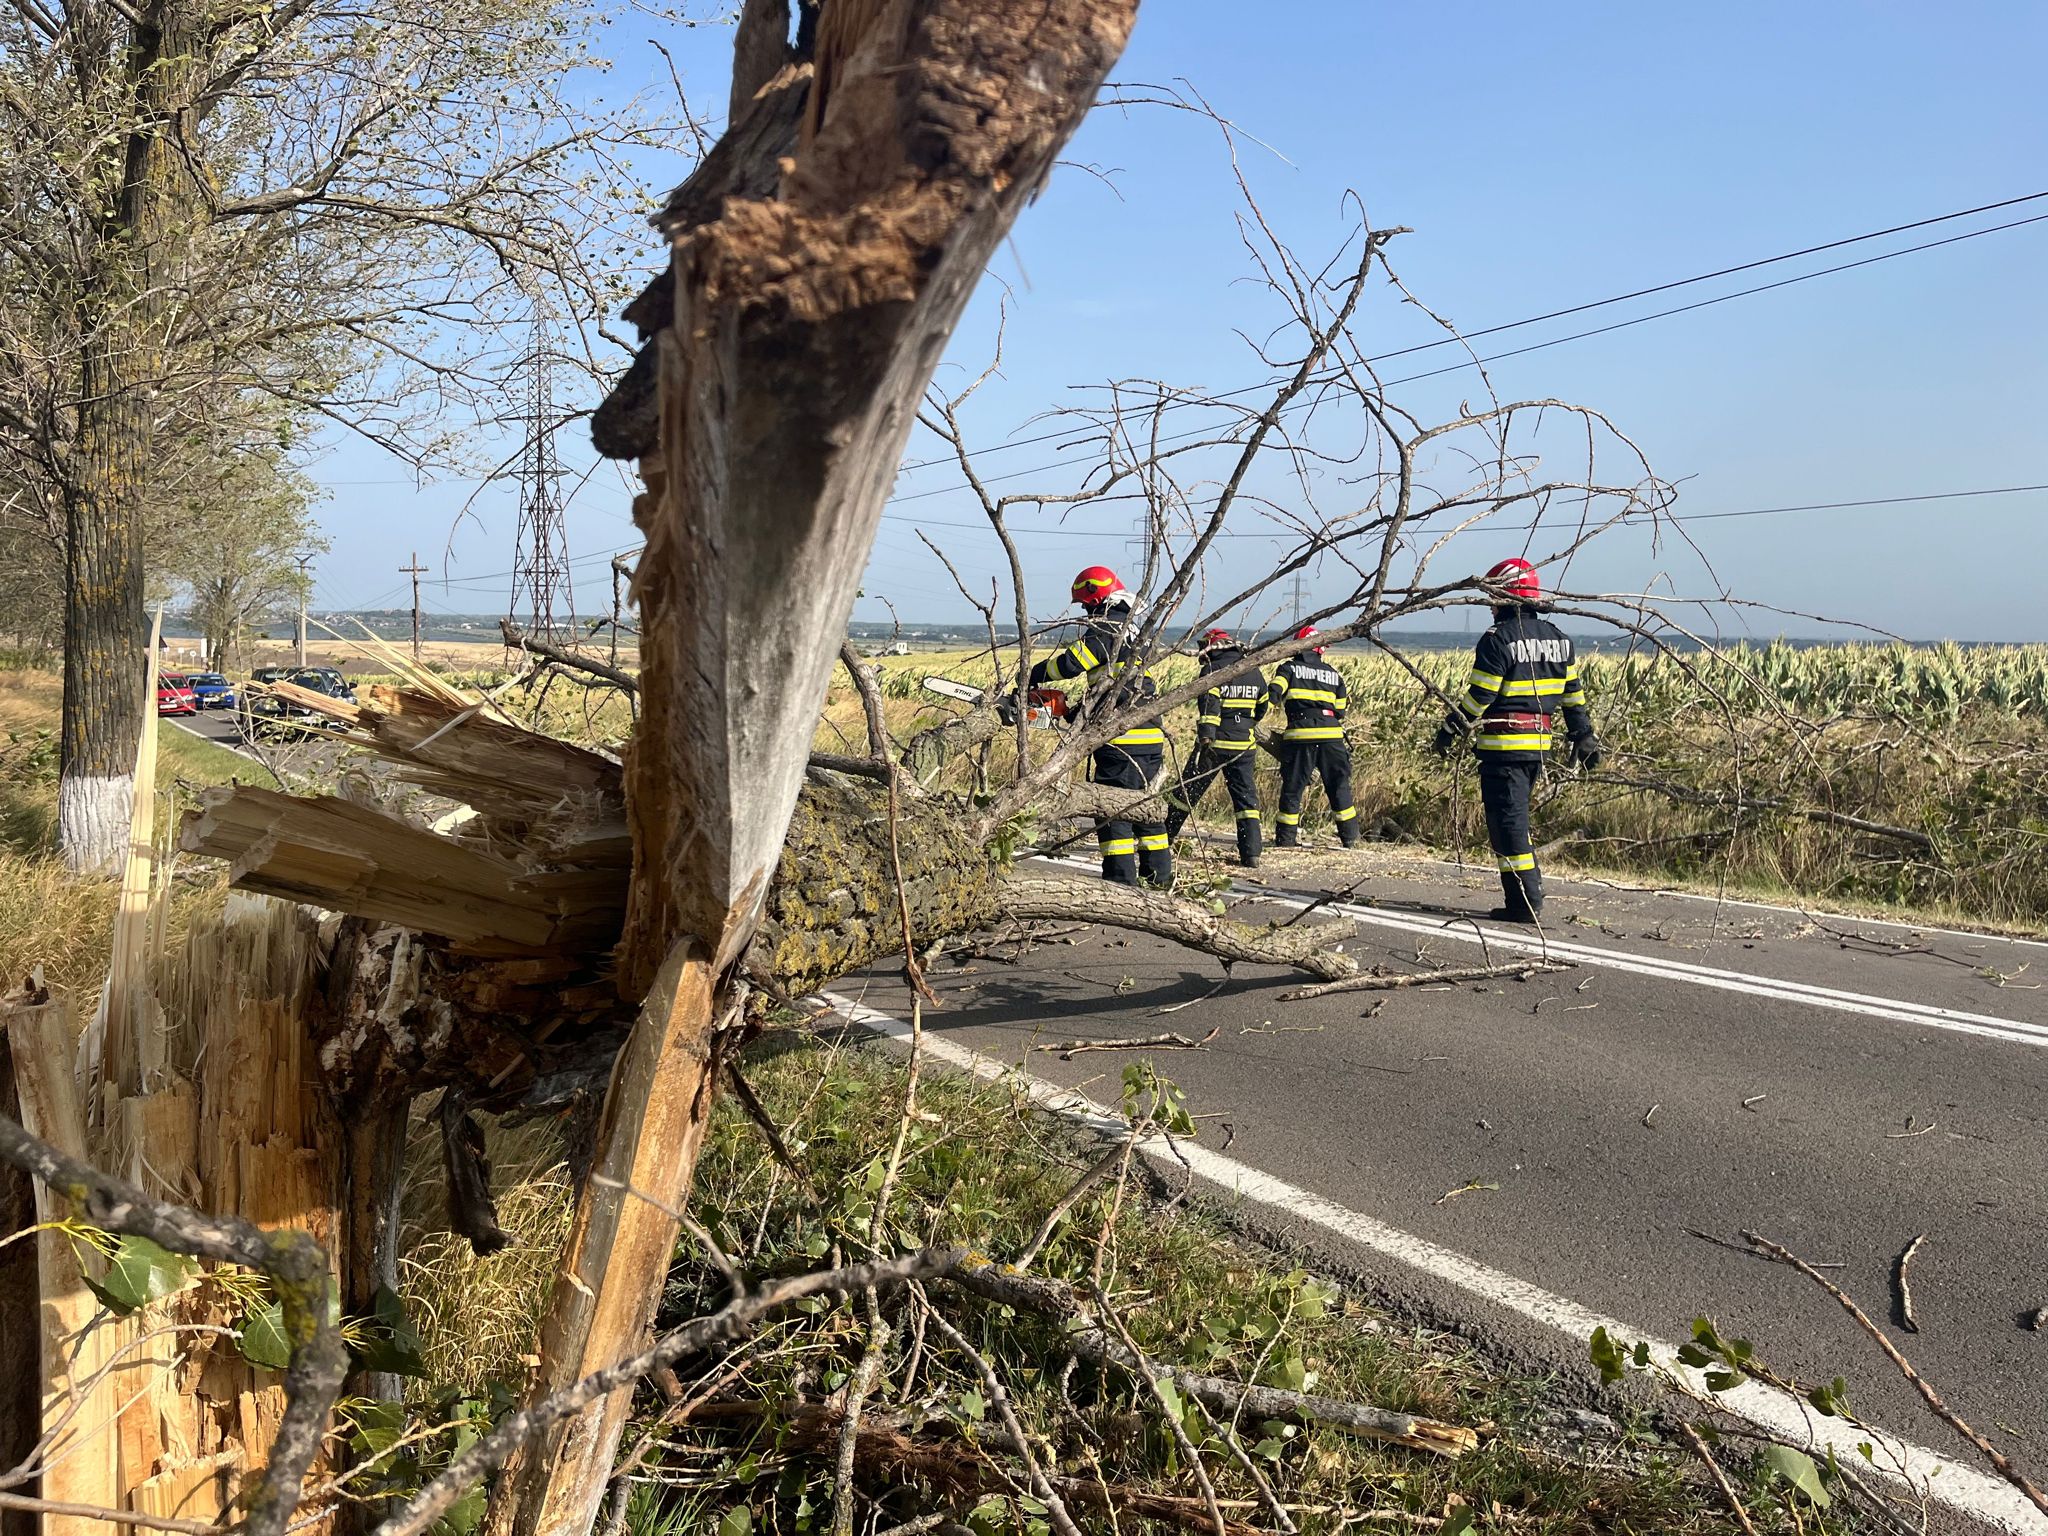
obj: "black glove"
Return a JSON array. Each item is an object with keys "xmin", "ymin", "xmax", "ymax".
[
  {"xmin": 1430, "ymin": 724, "xmax": 1460, "ymax": 760},
  {"xmin": 1570, "ymin": 733, "xmax": 1604, "ymax": 772}
]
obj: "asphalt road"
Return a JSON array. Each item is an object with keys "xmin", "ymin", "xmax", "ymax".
[
  {"xmin": 166, "ymin": 706, "xmax": 249, "ymax": 750},
  {"xmin": 833, "ymin": 840, "xmax": 2048, "ymax": 1534}
]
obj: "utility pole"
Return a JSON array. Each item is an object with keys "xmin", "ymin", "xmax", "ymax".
[
  {"xmin": 293, "ymin": 552, "xmax": 314, "ymax": 667},
  {"xmin": 401, "ymin": 552, "xmax": 429, "ymax": 662}
]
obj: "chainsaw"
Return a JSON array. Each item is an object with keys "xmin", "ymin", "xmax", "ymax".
[{"xmin": 921, "ymin": 676, "xmax": 1067, "ymax": 728}]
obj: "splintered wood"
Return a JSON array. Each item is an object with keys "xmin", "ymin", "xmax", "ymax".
[
  {"xmin": 182, "ymin": 786, "xmax": 626, "ymax": 954},
  {"xmin": 4, "ymin": 892, "xmax": 339, "ymax": 1530}
]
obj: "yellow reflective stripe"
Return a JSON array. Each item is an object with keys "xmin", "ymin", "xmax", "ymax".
[
  {"xmin": 1467, "ymin": 669, "xmax": 1504, "ymax": 690},
  {"xmin": 1212, "ymin": 737, "xmax": 1255, "ymax": 750},
  {"xmin": 1139, "ymin": 834, "xmax": 1170, "ymax": 851},
  {"xmin": 1501, "ymin": 678, "xmax": 1565, "ymax": 696},
  {"xmin": 1333, "ymin": 806, "xmax": 1358, "ymax": 821},
  {"xmin": 1069, "ymin": 641, "xmax": 1100, "ymax": 669},
  {"xmin": 1497, "ymin": 852, "xmax": 1536, "ymax": 871},
  {"xmin": 1112, "ymin": 726, "xmax": 1167, "ymax": 746},
  {"xmin": 1564, "ymin": 662, "xmax": 1580, "ymax": 681},
  {"xmin": 1288, "ymin": 687, "xmax": 1340, "ymax": 704},
  {"xmin": 1269, "ymin": 677, "xmax": 1289, "ymax": 699},
  {"xmin": 1457, "ymin": 694, "xmax": 1488, "ymax": 717},
  {"xmin": 1282, "ymin": 726, "xmax": 1345, "ymax": 740},
  {"xmin": 1198, "ymin": 713, "xmax": 1222, "ymax": 726},
  {"xmin": 1099, "ymin": 837, "xmax": 1136, "ymax": 854},
  {"xmin": 1220, "ymin": 698, "xmax": 1260, "ymax": 709},
  {"xmin": 1276, "ymin": 812, "xmax": 1301, "ymax": 825},
  {"xmin": 1559, "ymin": 688, "xmax": 1588, "ymax": 707},
  {"xmin": 1235, "ymin": 809, "xmax": 1261, "ymax": 820},
  {"xmin": 1474, "ymin": 734, "xmax": 1551, "ymax": 750}
]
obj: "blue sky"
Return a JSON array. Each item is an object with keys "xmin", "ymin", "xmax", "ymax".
[{"xmin": 309, "ymin": 2, "xmax": 2048, "ymax": 641}]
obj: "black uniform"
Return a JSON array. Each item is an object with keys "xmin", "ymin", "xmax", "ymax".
[
  {"xmin": 1031, "ymin": 615, "xmax": 1172, "ymax": 888},
  {"xmin": 1267, "ymin": 650, "xmax": 1361, "ymax": 848},
  {"xmin": 1435, "ymin": 607, "xmax": 1597, "ymax": 919},
  {"xmin": 1165, "ymin": 645, "xmax": 1267, "ymax": 866}
]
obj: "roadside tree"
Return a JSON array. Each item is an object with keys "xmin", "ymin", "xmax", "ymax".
[{"xmin": 0, "ymin": 0, "xmax": 678, "ymax": 871}]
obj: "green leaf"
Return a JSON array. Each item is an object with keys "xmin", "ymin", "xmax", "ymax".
[
  {"xmin": 346, "ymin": 1400, "xmax": 409, "ymax": 1477},
  {"xmin": 1703, "ymin": 1369, "xmax": 1743, "ymax": 1393},
  {"xmin": 716, "ymin": 1507, "xmax": 752, "ymax": 1536},
  {"xmin": 1263, "ymin": 1351, "xmax": 1307, "ymax": 1393},
  {"xmin": 238, "ymin": 1301, "xmax": 293, "ymax": 1370},
  {"xmin": 1439, "ymin": 1510, "xmax": 1475, "ymax": 1536},
  {"xmin": 1589, "ymin": 1325, "xmax": 1626, "ymax": 1384},
  {"xmin": 1807, "ymin": 1376, "xmax": 1853, "ymax": 1418},
  {"xmin": 355, "ymin": 1284, "xmax": 428, "ymax": 1377},
  {"xmin": 433, "ymin": 1485, "xmax": 486, "ymax": 1536},
  {"xmin": 957, "ymin": 1387, "xmax": 985, "ymax": 1423},
  {"xmin": 1675, "ymin": 1343, "xmax": 1713, "ymax": 1369},
  {"xmin": 92, "ymin": 1235, "xmax": 197, "ymax": 1314},
  {"xmin": 1761, "ymin": 1444, "xmax": 1833, "ymax": 1507}
]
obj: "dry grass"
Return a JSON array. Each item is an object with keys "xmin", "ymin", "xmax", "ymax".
[{"xmin": 396, "ymin": 1115, "xmax": 575, "ymax": 1400}]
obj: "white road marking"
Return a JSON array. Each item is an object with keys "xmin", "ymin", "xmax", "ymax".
[
  {"xmin": 1039, "ymin": 855, "xmax": 2048, "ymax": 1049},
  {"xmin": 1410, "ymin": 850, "xmax": 2048, "ymax": 952},
  {"xmin": 1318, "ymin": 898, "xmax": 2048, "ymax": 1049},
  {"xmin": 824, "ymin": 991, "xmax": 2048, "ymax": 1535}
]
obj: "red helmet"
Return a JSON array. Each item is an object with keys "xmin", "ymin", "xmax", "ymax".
[
  {"xmin": 1199, "ymin": 627, "xmax": 1235, "ymax": 653},
  {"xmin": 1070, "ymin": 565, "xmax": 1129, "ymax": 609},
  {"xmin": 1485, "ymin": 557, "xmax": 1541, "ymax": 603},
  {"xmin": 1293, "ymin": 623, "xmax": 1324, "ymax": 654}
]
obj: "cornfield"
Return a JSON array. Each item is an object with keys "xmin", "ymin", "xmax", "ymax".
[{"xmin": 859, "ymin": 639, "xmax": 2048, "ymax": 930}]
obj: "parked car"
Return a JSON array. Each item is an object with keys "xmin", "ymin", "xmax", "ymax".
[
  {"xmin": 287, "ymin": 666, "xmax": 356, "ymax": 703},
  {"xmin": 250, "ymin": 665, "xmax": 295, "ymax": 685},
  {"xmin": 238, "ymin": 691, "xmax": 313, "ymax": 740},
  {"xmin": 185, "ymin": 672, "xmax": 238, "ymax": 709},
  {"xmin": 155, "ymin": 674, "xmax": 199, "ymax": 716}
]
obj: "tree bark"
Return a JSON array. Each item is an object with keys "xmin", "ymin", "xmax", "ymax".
[
  {"xmin": 494, "ymin": 8, "xmax": 1138, "ymax": 1529},
  {"xmin": 57, "ymin": 6, "xmax": 198, "ymax": 873}
]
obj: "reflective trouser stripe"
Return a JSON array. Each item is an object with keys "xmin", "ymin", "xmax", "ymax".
[
  {"xmin": 1276, "ymin": 812, "xmax": 1301, "ymax": 825},
  {"xmin": 1333, "ymin": 805, "xmax": 1357, "ymax": 821},
  {"xmin": 1475, "ymin": 735, "xmax": 1551, "ymax": 751},
  {"xmin": 1212, "ymin": 737, "xmax": 1255, "ymax": 749},
  {"xmin": 1236, "ymin": 808, "xmax": 1261, "ymax": 820},
  {"xmin": 1497, "ymin": 852, "xmax": 1537, "ymax": 871},
  {"xmin": 1113, "ymin": 727, "xmax": 1167, "ymax": 746},
  {"xmin": 1099, "ymin": 837, "xmax": 1136, "ymax": 854},
  {"xmin": 1139, "ymin": 834, "xmax": 1170, "ymax": 851},
  {"xmin": 1282, "ymin": 727, "xmax": 1345, "ymax": 740}
]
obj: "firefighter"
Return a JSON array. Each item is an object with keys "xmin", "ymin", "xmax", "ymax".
[
  {"xmin": 1030, "ymin": 566, "xmax": 1172, "ymax": 889},
  {"xmin": 1164, "ymin": 628, "xmax": 1267, "ymax": 867},
  {"xmin": 1268, "ymin": 624, "xmax": 1362, "ymax": 849},
  {"xmin": 1431, "ymin": 557, "xmax": 1602, "ymax": 923}
]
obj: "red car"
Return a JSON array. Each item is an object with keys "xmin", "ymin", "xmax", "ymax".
[{"xmin": 156, "ymin": 674, "xmax": 199, "ymax": 716}]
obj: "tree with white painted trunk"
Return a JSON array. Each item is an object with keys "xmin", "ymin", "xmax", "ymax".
[{"xmin": 0, "ymin": 0, "xmax": 676, "ymax": 871}]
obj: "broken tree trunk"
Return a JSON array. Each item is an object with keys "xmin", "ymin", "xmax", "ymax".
[{"xmin": 490, "ymin": 5, "xmax": 1139, "ymax": 1531}]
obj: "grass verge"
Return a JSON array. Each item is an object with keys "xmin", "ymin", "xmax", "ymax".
[{"xmin": 394, "ymin": 1030, "xmax": 1861, "ymax": 1535}]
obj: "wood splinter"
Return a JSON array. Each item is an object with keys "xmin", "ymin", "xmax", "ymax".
[{"xmin": 1896, "ymin": 1232, "xmax": 1927, "ymax": 1334}]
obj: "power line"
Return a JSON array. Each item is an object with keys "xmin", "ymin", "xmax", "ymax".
[
  {"xmin": 886, "ymin": 211, "xmax": 2048, "ymax": 508},
  {"xmin": 893, "ymin": 190, "xmax": 2048, "ymax": 477},
  {"xmin": 866, "ymin": 480, "xmax": 2048, "ymax": 543}
]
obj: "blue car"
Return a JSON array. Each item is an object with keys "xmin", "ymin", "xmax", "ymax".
[{"xmin": 186, "ymin": 672, "xmax": 238, "ymax": 709}]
